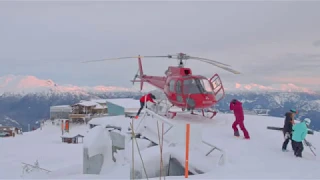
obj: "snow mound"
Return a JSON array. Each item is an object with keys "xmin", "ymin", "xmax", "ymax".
[
  {"xmin": 0, "ymin": 113, "xmax": 319, "ymax": 179},
  {"xmin": 84, "ymin": 126, "xmax": 110, "ymax": 157}
]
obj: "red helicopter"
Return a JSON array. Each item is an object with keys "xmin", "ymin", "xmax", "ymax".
[{"xmin": 83, "ymin": 53, "xmax": 240, "ymax": 119}]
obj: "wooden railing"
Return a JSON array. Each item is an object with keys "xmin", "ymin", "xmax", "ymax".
[{"xmin": 69, "ymin": 114, "xmax": 86, "ymax": 118}]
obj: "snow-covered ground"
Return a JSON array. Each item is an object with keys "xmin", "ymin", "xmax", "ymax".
[{"xmin": 0, "ymin": 113, "xmax": 319, "ymax": 179}]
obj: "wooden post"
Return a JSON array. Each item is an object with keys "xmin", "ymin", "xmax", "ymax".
[{"xmin": 185, "ymin": 123, "xmax": 190, "ymax": 178}]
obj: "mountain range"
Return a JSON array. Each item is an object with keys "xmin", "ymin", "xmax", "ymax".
[{"xmin": 0, "ymin": 75, "xmax": 319, "ymax": 131}]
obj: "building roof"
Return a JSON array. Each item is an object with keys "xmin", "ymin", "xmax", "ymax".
[
  {"xmin": 50, "ymin": 105, "xmax": 72, "ymax": 109},
  {"xmin": 74, "ymin": 100, "xmax": 100, "ymax": 107},
  {"xmin": 61, "ymin": 133, "xmax": 84, "ymax": 138},
  {"xmin": 73, "ymin": 100, "xmax": 108, "ymax": 109},
  {"xmin": 90, "ymin": 99, "xmax": 108, "ymax": 104},
  {"xmin": 0, "ymin": 125, "xmax": 17, "ymax": 128},
  {"xmin": 105, "ymin": 98, "xmax": 140, "ymax": 109},
  {"xmin": 93, "ymin": 103, "xmax": 105, "ymax": 109},
  {"xmin": 89, "ymin": 115, "xmax": 130, "ymax": 128}
]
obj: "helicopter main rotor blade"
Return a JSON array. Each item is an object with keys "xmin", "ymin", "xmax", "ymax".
[
  {"xmin": 82, "ymin": 56, "xmax": 140, "ymax": 63},
  {"xmin": 194, "ymin": 59, "xmax": 241, "ymax": 74},
  {"xmin": 188, "ymin": 56, "xmax": 231, "ymax": 67},
  {"xmin": 81, "ymin": 55, "xmax": 173, "ymax": 63},
  {"xmin": 81, "ymin": 53, "xmax": 240, "ymax": 74},
  {"xmin": 164, "ymin": 53, "xmax": 232, "ymax": 67}
]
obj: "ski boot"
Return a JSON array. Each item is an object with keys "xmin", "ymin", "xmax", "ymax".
[{"xmin": 234, "ymin": 131, "xmax": 240, "ymax": 137}]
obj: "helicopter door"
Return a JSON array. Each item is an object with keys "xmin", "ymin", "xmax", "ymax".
[
  {"xmin": 209, "ymin": 74, "xmax": 225, "ymax": 102},
  {"xmin": 168, "ymin": 79, "xmax": 176, "ymax": 100},
  {"xmin": 175, "ymin": 80, "xmax": 183, "ymax": 103}
]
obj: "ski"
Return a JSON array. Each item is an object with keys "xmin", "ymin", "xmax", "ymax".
[
  {"xmin": 304, "ymin": 139, "xmax": 317, "ymax": 156},
  {"xmin": 309, "ymin": 146, "xmax": 317, "ymax": 156},
  {"xmin": 266, "ymin": 126, "xmax": 314, "ymax": 135}
]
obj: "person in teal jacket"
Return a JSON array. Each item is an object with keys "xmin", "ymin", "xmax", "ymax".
[{"xmin": 291, "ymin": 118, "xmax": 311, "ymax": 157}]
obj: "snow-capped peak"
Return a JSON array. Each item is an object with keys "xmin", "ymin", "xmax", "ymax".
[
  {"xmin": 0, "ymin": 74, "xmax": 317, "ymax": 96},
  {"xmin": 0, "ymin": 74, "xmax": 134, "ymax": 96},
  {"xmin": 0, "ymin": 74, "xmax": 56, "ymax": 89},
  {"xmin": 224, "ymin": 82, "xmax": 316, "ymax": 94}
]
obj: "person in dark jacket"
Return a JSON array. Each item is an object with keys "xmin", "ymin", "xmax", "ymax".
[
  {"xmin": 135, "ymin": 93, "xmax": 156, "ymax": 119},
  {"xmin": 230, "ymin": 99, "xmax": 250, "ymax": 139},
  {"xmin": 281, "ymin": 109, "xmax": 297, "ymax": 151}
]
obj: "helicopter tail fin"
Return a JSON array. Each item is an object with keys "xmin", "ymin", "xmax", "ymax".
[
  {"xmin": 131, "ymin": 55, "xmax": 144, "ymax": 91},
  {"xmin": 138, "ymin": 55, "xmax": 144, "ymax": 91}
]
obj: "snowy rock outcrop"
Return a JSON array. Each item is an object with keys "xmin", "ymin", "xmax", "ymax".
[{"xmin": 83, "ymin": 126, "xmax": 115, "ymax": 174}]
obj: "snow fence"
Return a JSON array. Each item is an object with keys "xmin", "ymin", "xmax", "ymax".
[{"xmin": 129, "ymin": 145, "xmax": 217, "ymax": 179}]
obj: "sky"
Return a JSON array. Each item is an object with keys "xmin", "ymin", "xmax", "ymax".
[{"xmin": 0, "ymin": 1, "xmax": 320, "ymax": 90}]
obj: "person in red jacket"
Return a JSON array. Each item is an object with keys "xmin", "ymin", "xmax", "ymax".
[
  {"xmin": 230, "ymin": 99, "xmax": 250, "ymax": 139},
  {"xmin": 135, "ymin": 93, "xmax": 156, "ymax": 119}
]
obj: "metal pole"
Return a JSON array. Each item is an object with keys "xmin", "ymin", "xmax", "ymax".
[
  {"xmin": 28, "ymin": 124, "xmax": 30, "ymax": 132},
  {"xmin": 61, "ymin": 120, "xmax": 64, "ymax": 135},
  {"xmin": 131, "ymin": 118, "xmax": 134, "ymax": 180}
]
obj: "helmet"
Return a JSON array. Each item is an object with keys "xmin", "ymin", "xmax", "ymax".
[
  {"xmin": 150, "ymin": 93, "xmax": 156, "ymax": 99},
  {"xmin": 303, "ymin": 118, "xmax": 311, "ymax": 126},
  {"xmin": 290, "ymin": 108, "xmax": 298, "ymax": 114}
]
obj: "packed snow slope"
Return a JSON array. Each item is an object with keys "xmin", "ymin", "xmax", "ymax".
[
  {"xmin": 0, "ymin": 113, "xmax": 319, "ymax": 179},
  {"xmin": 199, "ymin": 114, "xmax": 320, "ymax": 179},
  {"xmin": 0, "ymin": 121, "xmax": 89, "ymax": 179}
]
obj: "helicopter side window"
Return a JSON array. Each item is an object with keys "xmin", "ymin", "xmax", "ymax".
[
  {"xmin": 183, "ymin": 79, "xmax": 201, "ymax": 94},
  {"xmin": 169, "ymin": 80, "xmax": 175, "ymax": 92},
  {"xmin": 199, "ymin": 79, "xmax": 213, "ymax": 93},
  {"xmin": 176, "ymin": 80, "xmax": 182, "ymax": 94}
]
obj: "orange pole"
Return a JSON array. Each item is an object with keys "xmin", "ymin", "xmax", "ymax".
[
  {"xmin": 185, "ymin": 123, "xmax": 190, "ymax": 178},
  {"xmin": 65, "ymin": 120, "xmax": 69, "ymax": 132}
]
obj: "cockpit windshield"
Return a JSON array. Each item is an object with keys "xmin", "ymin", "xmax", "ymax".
[{"xmin": 183, "ymin": 78, "xmax": 213, "ymax": 94}]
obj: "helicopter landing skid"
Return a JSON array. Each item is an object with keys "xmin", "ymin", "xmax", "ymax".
[
  {"xmin": 152, "ymin": 100, "xmax": 217, "ymax": 120},
  {"xmin": 165, "ymin": 109, "xmax": 217, "ymax": 120},
  {"xmin": 189, "ymin": 109, "xmax": 217, "ymax": 119},
  {"xmin": 202, "ymin": 109, "xmax": 217, "ymax": 119}
]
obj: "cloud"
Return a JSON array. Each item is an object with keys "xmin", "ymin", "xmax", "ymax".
[
  {"xmin": 313, "ymin": 40, "xmax": 320, "ymax": 47},
  {"xmin": 227, "ymin": 82, "xmax": 315, "ymax": 94},
  {"xmin": 0, "ymin": 1, "xmax": 320, "ymax": 90},
  {"xmin": 267, "ymin": 77, "xmax": 320, "ymax": 87}
]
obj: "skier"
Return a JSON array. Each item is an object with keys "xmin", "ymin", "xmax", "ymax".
[
  {"xmin": 135, "ymin": 93, "xmax": 156, "ymax": 119},
  {"xmin": 291, "ymin": 118, "xmax": 311, "ymax": 157},
  {"xmin": 281, "ymin": 109, "xmax": 297, "ymax": 152},
  {"xmin": 229, "ymin": 99, "xmax": 250, "ymax": 139}
]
